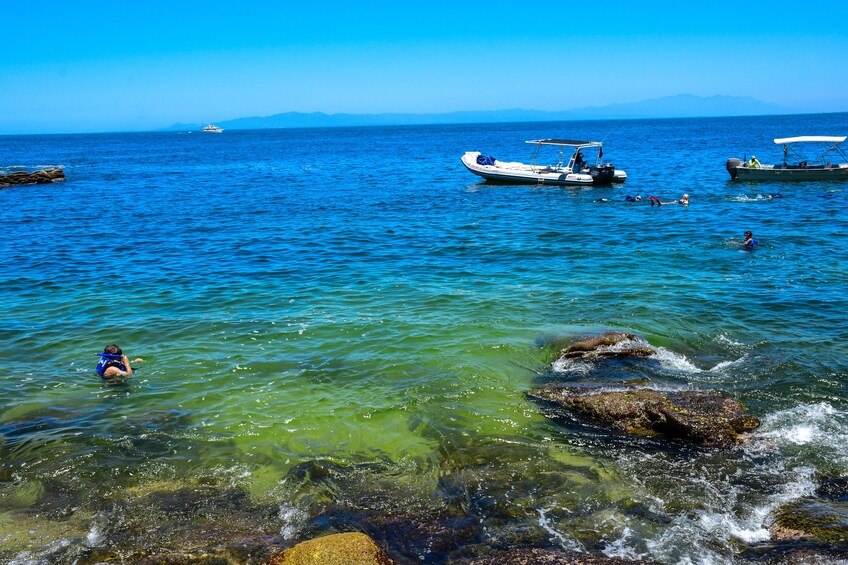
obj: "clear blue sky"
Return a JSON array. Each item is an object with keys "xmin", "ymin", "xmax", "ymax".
[{"xmin": 2, "ymin": 0, "xmax": 847, "ymax": 133}]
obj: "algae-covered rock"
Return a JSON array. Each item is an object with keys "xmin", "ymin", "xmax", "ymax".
[
  {"xmin": 531, "ymin": 384, "xmax": 759, "ymax": 447},
  {"xmin": 267, "ymin": 532, "xmax": 394, "ymax": 565},
  {"xmin": 558, "ymin": 332, "xmax": 655, "ymax": 362},
  {"xmin": 770, "ymin": 471, "xmax": 848, "ymax": 550},
  {"xmin": 771, "ymin": 498, "xmax": 848, "ymax": 546}
]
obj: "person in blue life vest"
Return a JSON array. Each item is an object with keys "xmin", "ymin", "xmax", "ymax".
[
  {"xmin": 95, "ymin": 344, "xmax": 142, "ymax": 379},
  {"xmin": 733, "ymin": 230, "xmax": 759, "ymax": 248}
]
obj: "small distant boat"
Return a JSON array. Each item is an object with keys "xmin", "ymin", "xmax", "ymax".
[
  {"xmin": 726, "ymin": 136, "xmax": 848, "ymax": 181},
  {"xmin": 461, "ymin": 139, "xmax": 626, "ymax": 186},
  {"xmin": 201, "ymin": 124, "xmax": 224, "ymax": 133}
]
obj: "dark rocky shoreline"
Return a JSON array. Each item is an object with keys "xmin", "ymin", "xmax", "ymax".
[{"xmin": 0, "ymin": 167, "xmax": 64, "ymax": 187}]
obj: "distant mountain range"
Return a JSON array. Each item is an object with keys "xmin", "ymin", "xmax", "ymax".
[{"xmin": 162, "ymin": 94, "xmax": 794, "ymax": 131}]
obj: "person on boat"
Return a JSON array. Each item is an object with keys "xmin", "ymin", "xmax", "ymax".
[
  {"xmin": 749, "ymin": 156, "xmax": 761, "ymax": 169},
  {"xmin": 573, "ymin": 151, "xmax": 584, "ymax": 171},
  {"xmin": 95, "ymin": 344, "xmax": 142, "ymax": 379}
]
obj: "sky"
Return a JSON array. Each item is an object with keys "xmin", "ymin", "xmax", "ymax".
[{"xmin": 2, "ymin": 0, "xmax": 847, "ymax": 134}]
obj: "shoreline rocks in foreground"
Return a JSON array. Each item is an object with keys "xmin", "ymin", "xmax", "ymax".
[
  {"xmin": 267, "ymin": 532, "xmax": 395, "ymax": 565},
  {"xmin": 0, "ymin": 168, "xmax": 65, "ymax": 187},
  {"xmin": 265, "ymin": 533, "xmax": 652, "ymax": 565}
]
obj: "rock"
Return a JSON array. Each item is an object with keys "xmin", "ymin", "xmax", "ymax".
[
  {"xmin": 530, "ymin": 384, "xmax": 759, "ymax": 446},
  {"xmin": 771, "ymin": 498, "xmax": 848, "ymax": 546},
  {"xmin": 0, "ymin": 168, "xmax": 65, "ymax": 187},
  {"xmin": 770, "ymin": 471, "xmax": 848, "ymax": 549},
  {"xmin": 461, "ymin": 547, "xmax": 652, "ymax": 564},
  {"xmin": 559, "ymin": 332, "xmax": 655, "ymax": 361},
  {"xmin": 267, "ymin": 532, "xmax": 394, "ymax": 565}
]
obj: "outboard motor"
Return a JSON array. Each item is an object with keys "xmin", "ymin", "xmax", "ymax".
[
  {"xmin": 726, "ymin": 158, "xmax": 742, "ymax": 180},
  {"xmin": 589, "ymin": 163, "xmax": 616, "ymax": 184}
]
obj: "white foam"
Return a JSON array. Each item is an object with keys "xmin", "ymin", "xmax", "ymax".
[
  {"xmin": 709, "ymin": 355, "xmax": 747, "ymax": 372},
  {"xmin": 600, "ymin": 520, "xmax": 647, "ymax": 561},
  {"xmin": 278, "ymin": 503, "xmax": 304, "ymax": 540},
  {"xmin": 537, "ymin": 507, "xmax": 583, "ymax": 552},
  {"xmin": 714, "ymin": 334, "xmax": 746, "ymax": 347},
  {"xmin": 551, "ymin": 356, "xmax": 594, "ymax": 375},
  {"xmin": 650, "ymin": 346, "xmax": 700, "ymax": 372},
  {"xmin": 753, "ymin": 402, "xmax": 848, "ymax": 463},
  {"xmin": 85, "ymin": 521, "xmax": 105, "ymax": 547}
]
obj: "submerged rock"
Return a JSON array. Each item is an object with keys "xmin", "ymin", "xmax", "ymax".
[
  {"xmin": 558, "ymin": 332, "xmax": 654, "ymax": 362},
  {"xmin": 0, "ymin": 168, "xmax": 65, "ymax": 187},
  {"xmin": 770, "ymin": 471, "xmax": 848, "ymax": 550},
  {"xmin": 531, "ymin": 384, "xmax": 759, "ymax": 446},
  {"xmin": 267, "ymin": 532, "xmax": 394, "ymax": 565}
]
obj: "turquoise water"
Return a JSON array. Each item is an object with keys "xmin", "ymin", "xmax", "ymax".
[{"xmin": 1, "ymin": 114, "xmax": 847, "ymax": 563}]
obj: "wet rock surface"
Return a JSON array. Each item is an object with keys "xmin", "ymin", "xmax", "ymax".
[
  {"xmin": 459, "ymin": 547, "xmax": 652, "ymax": 564},
  {"xmin": 769, "ymin": 472, "xmax": 848, "ymax": 552},
  {"xmin": 0, "ymin": 168, "xmax": 64, "ymax": 187},
  {"xmin": 557, "ymin": 332, "xmax": 655, "ymax": 362},
  {"xmin": 531, "ymin": 384, "xmax": 760, "ymax": 446},
  {"xmin": 267, "ymin": 532, "xmax": 394, "ymax": 565}
]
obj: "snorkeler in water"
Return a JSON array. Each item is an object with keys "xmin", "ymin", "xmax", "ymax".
[
  {"xmin": 650, "ymin": 194, "xmax": 689, "ymax": 206},
  {"xmin": 95, "ymin": 344, "xmax": 143, "ymax": 379}
]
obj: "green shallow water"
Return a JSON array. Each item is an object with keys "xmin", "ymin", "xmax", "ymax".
[{"xmin": 1, "ymin": 115, "xmax": 847, "ymax": 563}]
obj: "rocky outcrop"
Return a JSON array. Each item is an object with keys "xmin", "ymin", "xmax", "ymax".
[
  {"xmin": 531, "ymin": 384, "xmax": 760, "ymax": 446},
  {"xmin": 0, "ymin": 168, "xmax": 64, "ymax": 187},
  {"xmin": 558, "ymin": 332, "xmax": 654, "ymax": 362},
  {"xmin": 267, "ymin": 532, "xmax": 394, "ymax": 565}
]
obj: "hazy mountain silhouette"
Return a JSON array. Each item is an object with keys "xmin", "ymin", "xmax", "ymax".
[{"xmin": 163, "ymin": 94, "xmax": 793, "ymax": 131}]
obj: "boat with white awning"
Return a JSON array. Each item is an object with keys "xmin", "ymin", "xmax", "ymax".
[
  {"xmin": 726, "ymin": 136, "xmax": 848, "ymax": 180},
  {"xmin": 461, "ymin": 139, "xmax": 626, "ymax": 186}
]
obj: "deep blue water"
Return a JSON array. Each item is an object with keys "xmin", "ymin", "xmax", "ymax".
[{"xmin": 1, "ymin": 114, "xmax": 847, "ymax": 563}]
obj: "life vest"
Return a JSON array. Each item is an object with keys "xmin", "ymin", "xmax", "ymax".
[{"xmin": 96, "ymin": 354, "xmax": 126, "ymax": 377}]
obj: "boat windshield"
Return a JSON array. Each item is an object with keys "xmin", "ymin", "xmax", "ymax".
[{"xmin": 525, "ymin": 140, "xmax": 605, "ymax": 170}]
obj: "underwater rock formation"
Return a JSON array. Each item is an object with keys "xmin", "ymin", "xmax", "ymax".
[
  {"xmin": 531, "ymin": 384, "xmax": 760, "ymax": 447},
  {"xmin": 0, "ymin": 168, "xmax": 64, "ymax": 187},
  {"xmin": 267, "ymin": 532, "xmax": 394, "ymax": 565}
]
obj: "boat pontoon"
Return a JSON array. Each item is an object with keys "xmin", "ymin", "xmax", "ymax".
[
  {"xmin": 462, "ymin": 139, "xmax": 626, "ymax": 186},
  {"xmin": 726, "ymin": 136, "xmax": 848, "ymax": 181}
]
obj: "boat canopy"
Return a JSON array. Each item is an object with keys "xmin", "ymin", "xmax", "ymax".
[
  {"xmin": 525, "ymin": 139, "xmax": 602, "ymax": 147},
  {"xmin": 773, "ymin": 136, "xmax": 846, "ymax": 144}
]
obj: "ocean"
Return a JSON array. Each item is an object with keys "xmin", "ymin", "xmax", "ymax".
[{"xmin": 1, "ymin": 113, "xmax": 847, "ymax": 563}]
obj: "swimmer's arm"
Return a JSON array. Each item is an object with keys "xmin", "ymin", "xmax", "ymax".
[
  {"xmin": 103, "ymin": 355, "xmax": 133, "ymax": 378},
  {"xmin": 122, "ymin": 355, "xmax": 133, "ymax": 376}
]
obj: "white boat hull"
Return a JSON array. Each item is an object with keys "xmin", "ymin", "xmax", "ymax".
[
  {"xmin": 732, "ymin": 164, "xmax": 848, "ymax": 181},
  {"xmin": 461, "ymin": 152, "xmax": 624, "ymax": 186}
]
